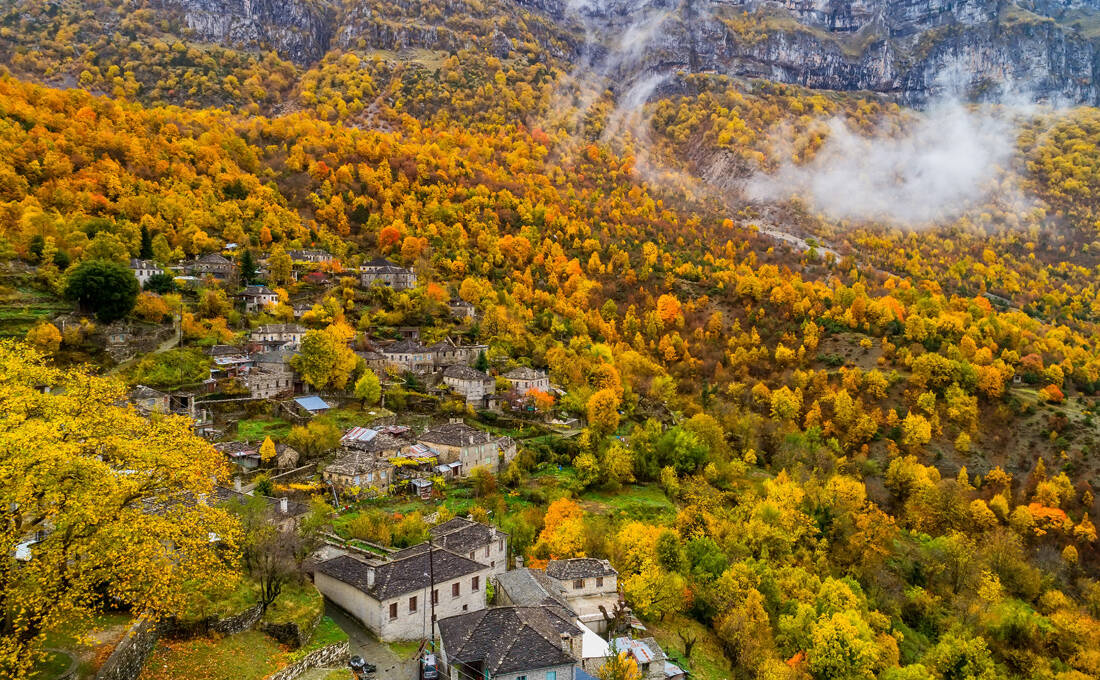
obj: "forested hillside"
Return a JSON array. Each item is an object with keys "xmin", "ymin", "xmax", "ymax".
[{"xmin": 3, "ymin": 2, "xmax": 1100, "ymax": 680}]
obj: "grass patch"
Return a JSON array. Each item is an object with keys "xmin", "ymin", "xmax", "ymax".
[
  {"xmin": 262, "ymin": 581, "xmax": 324, "ymax": 631},
  {"xmin": 646, "ymin": 615, "xmax": 731, "ymax": 680},
  {"xmin": 139, "ymin": 630, "xmax": 284, "ymax": 680},
  {"xmin": 236, "ymin": 417, "xmax": 293, "ymax": 441},
  {"xmin": 293, "ymin": 616, "xmax": 349, "ymax": 659},
  {"xmin": 29, "ymin": 649, "xmax": 74, "ymax": 680},
  {"xmin": 388, "ymin": 639, "xmax": 422, "ymax": 659},
  {"xmin": 181, "ymin": 577, "xmax": 260, "ymax": 622},
  {"xmin": 580, "ymin": 483, "xmax": 677, "ymax": 523}
]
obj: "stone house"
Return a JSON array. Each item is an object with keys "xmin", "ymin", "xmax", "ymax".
[
  {"xmin": 250, "ymin": 323, "xmax": 305, "ymax": 347},
  {"xmin": 435, "ymin": 606, "xmax": 581, "ymax": 680},
  {"xmin": 130, "ymin": 384, "xmax": 170, "ymax": 414},
  {"xmin": 360, "ymin": 257, "xmax": 417, "ymax": 290},
  {"xmin": 129, "ymin": 259, "xmax": 164, "ymax": 286},
  {"xmin": 239, "ymin": 285, "xmax": 279, "ymax": 313},
  {"xmin": 396, "ymin": 517, "xmax": 509, "ymax": 577},
  {"xmin": 447, "ymin": 299, "xmax": 477, "ymax": 320},
  {"xmin": 416, "ymin": 422, "xmax": 509, "ymax": 476},
  {"xmin": 287, "ymin": 249, "xmax": 334, "ymax": 263},
  {"xmin": 442, "ymin": 365, "xmax": 495, "ymax": 406},
  {"xmin": 322, "ymin": 449, "xmax": 395, "ymax": 495},
  {"xmin": 186, "ymin": 253, "xmax": 235, "ymax": 281},
  {"xmin": 245, "ymin": 367, "xmax": 294, "ymax": 399},
  {"xmin": 430, "ymin": 338, "xmax": 490, "ymax": 368},
  {"xmin": 382, "ymin": 339, "xmax": 434, "ymax": 373},
  {"xmin": 546, "ymin": 559, "xmax": 620, "ymax": 634},
  {"xmin": 503, "ymin": 366, "xmax": 551, "ymax": 395},
  {"xmin": 609, "ymin": 637, "xmax": 682, "ymax": 680},
  {"xmin": 314, "ymin": 550, "xmax": 490, "ymax": 642}
]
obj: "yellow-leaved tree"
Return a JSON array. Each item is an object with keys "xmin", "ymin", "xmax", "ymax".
[
  {"xmin": 0, "ymin": 342, "xmax": 241, "ymax": 679},
  {"xmin": 259, "ymin": 436, "xmax": 277, "ymax": 463}
]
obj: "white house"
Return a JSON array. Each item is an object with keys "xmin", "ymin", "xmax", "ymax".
[
  {"xmin": 503, "ymin": 366, "xmax": 551, "ymax": 395},
  {"xmin": 402, "ymin": 516, "xmax": 509, "ymax": 578},
  {"xmin": 382, "ymin": 339, "xmax": 434, "ymax": 373},
  {"xmin": 251, "ymin": 323, "xmax": 305, "ymax": 346},
  {"xmin": 314, "ymin": 549, "xmax": 490, "ymax": 642},
  {"xmin": 360, "ymin": 257, "xmax": 417, "ymax": 290},
  {"xmin": 129, "ymin": 259, "xmax": 164, "ymax": 286},
  {"xmin": 442, "ymin": 365, "xmax": 495, "ymax": 406},
  {"xmin": 239, "ymin": 285, "xmax": 279, "ymax": 313}
]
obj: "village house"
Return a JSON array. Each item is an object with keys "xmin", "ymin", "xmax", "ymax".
[
  {"xmin": 442, "ymin": 365, "xmax": 495, "ymax": 407},
  {"xmin": 447, "ymin": 299, "xmax": 477, "ymax": 320},
  {"xmin": 435, "ymin": 606, "xmax": 582, "ymax": 680},
  {"xmin": 239, "ymin": 284, "xmax": 279, "ymax": 313},
  {"xmin": 610, "ymin": 638, "xmax": 683, "ymax": 680},
  {"xmin": 503, "ymin": 366, "xmax": 551, "ymax": 395},
  {"xmin": 287, "ymin": 249, "xmax": 334, "ymax": 263},
  {"xmin": 314, "ymin": 549, "xmax": 490, "ymax": 642},
  {"xmin": 382, "ymin": 339, "xmax": 434, "ymax": 373},
  {"xmin": 395, "ymin": 516, "xmax": 509, "ymax": 577},
  {"xmin": 341, "ymin": 427, "xmax": 407, "ymax": 457},
  {"xmin": 215, "ymin": 441, "xmax": 300, "ymax": 470},
  {"xmin": 186, "ymin": 252, "xmax": 235, "ymax": 281},
  {"xmin": 245, "ymin": 367, "xmax": 294, "ymax": 399},
  {"xmin": 416, "ymin": 422, "xmax": 513, "ymax": 476},
  {"xmin": 210, "ymin": 353, "xmax": 253, "ymax": 380},
  {"xmin": 322, "ymin": 449, "xmax": 396, "ymax": 495},
  {"xmin": 129, "ymin": 259, "xmax": 164, "ymax": 286},
  {"xmin": 250, "ymin": 323, "xmax": 306, "ymax": 347},
  {"xmin": 546, "ymin": 559, "xmax": 621, "ymax": 634},
  {"xmin": 130, "ymin": 384, "xmax": 170, "ymax": 414},
  {"xmin": 360, "ymin": 257, "xmax": 417, "ymax": 290},
  {"xmin": 429, "ymin": 338, "xmax": 489, "ymax": 368}
]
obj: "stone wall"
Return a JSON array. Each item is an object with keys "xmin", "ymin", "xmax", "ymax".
[
  {"xmin": 265, "ymin": 641, "xmax": 350, "ymax": 680},
  {"xmin": 260, "ymin": 606, "xmax": 321, "ymax": 650},
  {"xmin": 94, "ymin": 616, "xmax": 161, "ymax": 680},
  {"xmin": 162, "ymin": 603, "xmax": 264, "ymax": 640}
]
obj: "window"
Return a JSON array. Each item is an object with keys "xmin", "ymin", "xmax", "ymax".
[
  {"xmin": 484, "ymin": 546, "xmax": 490, "ymax": 557},
  {"xmin": 409, "ymin": 596, "xmax": 417, "ymax": 613},
  {"xmin": 517, "ymin": 676, "xmax": 526, "ymax": 680},
  {"xmin": 452, "ymin": 583, "xmax": 460, "ymax": 597},
  {"xmin": 472, "ymin": 576, "xmax": 480, "ymax": 591},
  {"xmin": 547, "ymin": 672, "xmax": 557, "ymax": 680},
  {"xmin": 432, "ymin": 589, "xmax": 439, "ymax": 604},
  {"xmin": 389, "ymin": 603, "xmax": 398, "ymax": 619},
  {"xmin": 499, "ymin": 539, "xmax": 504, "ymax": 551},
  {"xmin": 573, "ymin": 579, "xmax": 585, "ymax": 589},
  {"xmin": 596, "ymin": 577, "xmax": 604, "ymax": 588},
  {"xmin": 469, "ymin": 552, "xmax": 475, "ymax": 559}
]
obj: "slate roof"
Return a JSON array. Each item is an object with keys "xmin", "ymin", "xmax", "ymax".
[
  {"xmin": 436, "ymin": 606, "xmax": 580, "ymax": 675},
  {"xmin": 325, "ymin": 450, "xmax": 394, "ymax": 477},
  {"xmin": 212, "ymin": 486, "xmax": 308, "ymax": 517},
  {"xmin": 240, "ymin": 285, "xmax": 276, "ymax": 297},
  {"xmin": 417, "ymin": 423, "xmax": 494, "ymax": 447},
  {"xmin": 395, "ymin": 518, "xmax": 509, "ymax": 560},
  {"xmin": 546, "ymin": 558, "xmax": 617, "ymax": 580},
  {"xmin": 253, "ymin": 324, "xmax": 305, "ymax": 335},
  {"xmin": 443, "ymin": 365, "xmax": 493, "ymax": 382},
  {"xmin": 341, "ymin": 431, "xmax": 405, "ymax": 454},
  {"xmin": 495, "ymin": 568, "xmax": 575, "ymax": 615},
  {"xmin": 383, "ymin": 339, "xmax": 430, "ymax": 354},
  {"xmin": 503, "ymin": 366, "xmax": 546, "ymax": 381},
  {"xmin": 316, "ymin": 549, "xmax": 486, "ymax": 600},
  {"xmin": 197, "ymin": 253, "xmax": 232, "ymax": 265}
]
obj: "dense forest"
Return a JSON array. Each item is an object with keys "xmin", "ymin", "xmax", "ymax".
[{"xmin": 3, "ymin": 2, "xmax": 1100, "ymax": 679}]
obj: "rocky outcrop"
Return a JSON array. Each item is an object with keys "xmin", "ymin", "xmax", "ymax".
[
  {"xmin": 517, "ymin": 0, "xmax": 1100, "ymax": 105},
  {"xmin": 154, "ymin": 0, "xmax": 335, "ymax": 64}
]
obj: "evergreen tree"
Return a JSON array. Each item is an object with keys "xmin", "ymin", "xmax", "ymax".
[
  {"xmin": 238, "ymin": 249, "xmax": 257, "ymax": 285},
  {"xmin": 64, "ymin": 259, "xmax": 139, "ymax": 322},
  {"xmin": 475, "ymin": 350, "xmax": 489, "ymax": 372},
  {"xmin": 139, "ymin": 225, "xmax": 153, "ymax": 259}
]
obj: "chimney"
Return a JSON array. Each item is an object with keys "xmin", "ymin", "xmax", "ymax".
[
  {"xmin": 515, "ymin": 555, "xmax": 524, "ymax": 569},
  {"xmin": 466, "ymin": 513, "xmax": 474, "ymax": 521},
  {"xmin": 490, "ymin": 527, "xmax": 497, "ymax": 539},
  {"xmin": 366, "ymin": 565, "xmax": 376, "ymax": 588},
  {"xmin": 560, "ymin": 633, "xmax": 574, "ymax": 657},
  {"xmin": 280, "ymin": 497, "xmax": 289, "ymax": 514},
  {"xmin": 234, "ymin": 477, "xmax": 242, "ymax": 492}
]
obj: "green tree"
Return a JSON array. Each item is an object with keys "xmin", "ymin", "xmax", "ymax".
[
  {"xmin": 291, "ymin": 323, "xmax": 358, "ymax": 390},
  {"xmin": 238, "ymin": 249, "xmax": 258, "ymax": 284},
  {"xmin": 64, "ymin": 259, "xmax": 139, "ymax": 322},
  {"xmin": 475, "ymin": 350, "xmax": 489, "ymax": 372},
  {"xmin": 139, "ymin": 225, "xmax": 153, "ymax": 259},
  {"xmin": 143, "ymin": 272, "xmax": 177, "ymax": 294},
  {"xmin": 354, "ymin": 371, "xmax": 382, "ymax": 405}
]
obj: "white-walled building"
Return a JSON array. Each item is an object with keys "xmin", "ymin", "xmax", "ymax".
[
  {"xmin": 545, "ymin": 559, "xmax": 620, "ymax": 634},
  {"xmin": 397, "ymin": 517, "xmax": 509, "ymax": 578},
  {"xmin": 502, "ymin": 366, "xmax": 551, "ymax": 395},
  {"xmin": 442, "ymin": 365, "xmax": 495, "ymax": 406},
  {"xmin": 315, "ymin": 549, "xmax": 490, "ymax": 642},
  {"xmin": 129, "ymin": 259, "xmax": 164, "ymax": 286}
]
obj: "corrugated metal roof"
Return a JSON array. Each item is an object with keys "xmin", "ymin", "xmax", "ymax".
[
  {"xmin": 341, "ymin": 426, "xmax": 378, "ymax": 444},
  {"xmin": 295, "ymin": 396, "xmax": 330, "ymax": 411},
  {"xmin": 612, "ymin": 638, "xmax": 657, "ymax": 664}
]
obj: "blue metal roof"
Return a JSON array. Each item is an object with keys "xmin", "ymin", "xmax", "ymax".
[{"xmin": 294, "ymin": 396, "xmax": 330, "ymax": 412}]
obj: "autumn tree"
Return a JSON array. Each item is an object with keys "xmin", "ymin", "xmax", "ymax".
[
  {"xmin": 0, "ymin": 342, "xmax": 240, "ymax": 678},
  {"xmin": 598, "ymin": 651, "xmax": 642, "ymax": 680},
  {"xmin": 533, "ymin": 498, "xmax": 586, "ymax": 559},
  {"xmin": 268, "ymin": 245, "xmax": 293, "ymax": 286},
  {"xmin": 587, "ymin": 388, "xmax": 622, "ymax": 435},
  {"xmin": 292, "ymin": 323, "xmax": 359, "ymax": 390},
  {"xmin": 259, "ymin": 436, "xmax": 277, "ymax": 463},
  {"xmin": 354, "ymin": 370, "xmax": 382, "ymax": 405},
  {"xmin": 24, "ymin": 323, "xmax": 61, "ymax": 353}
]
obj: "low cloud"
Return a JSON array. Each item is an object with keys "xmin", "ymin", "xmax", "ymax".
[{"xmin": 744, "ymin": 102, "xmax": 1023, "ymax": 226}]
